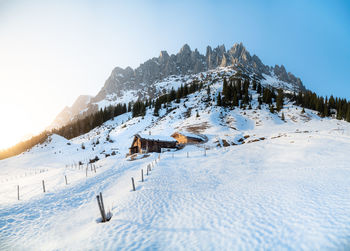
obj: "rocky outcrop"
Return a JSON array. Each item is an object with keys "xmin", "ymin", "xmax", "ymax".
[
  {"xmin": 49, "ymin": 95, "xmax": 92, "ymax": 130},
  {"xmin": 273, "ymin": 64, "xmax": 303, "ymax": 90}
]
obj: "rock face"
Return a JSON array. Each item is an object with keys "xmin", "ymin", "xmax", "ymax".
[
  {"xmin": 49, "ymin": 95, "xmax": 92, "ymax": 130},
  {"xmin": 49, "ymin": 42, "xmax": 306, "ymax": 129}
]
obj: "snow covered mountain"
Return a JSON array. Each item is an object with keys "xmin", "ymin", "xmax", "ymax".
[
  {"xmin": 50, "ymin": 43, "xmax": 305, "ymax": 129},
  {"xmin": 1, "ymin": 63, "xmax": 350, "ymax": 249}
]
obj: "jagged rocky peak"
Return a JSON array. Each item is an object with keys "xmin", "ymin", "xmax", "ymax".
[
  {"xmin": 229, "ymin": 42, "xmax": 247, "ymax": 57},
  {"xmin": 159, "ymin": 50, "xmax": 169, "ymax": 62},
  {"xmin": 179, "ymin": 44, "xmax": 192, "ymax": 54}
]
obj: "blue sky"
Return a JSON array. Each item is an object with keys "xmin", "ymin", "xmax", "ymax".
[{"xmin": 0, "ymin": 0, "xmax": 349, "ymax": 148}]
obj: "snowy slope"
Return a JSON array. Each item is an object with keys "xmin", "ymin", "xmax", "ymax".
[{"xmin": 1, "ymin": 73, "xmax": 350, "ymax": 250}]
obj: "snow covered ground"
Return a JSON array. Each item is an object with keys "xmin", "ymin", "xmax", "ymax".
[
  {"xmin": 1, "ymin": 74, "xmax": 350, "ymax": 249},
  {"xmin": 1, "ymin": 129, "xmax": 350, "ymax": 250}
]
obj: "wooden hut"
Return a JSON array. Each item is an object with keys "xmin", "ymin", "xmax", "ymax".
[
  {"xmin": 129, "ymin": 134, "xmax": 177, "ymax": 154},
  {"xmin": 171, "ymin": 132, "xmax": 205, "ymax": 144}
]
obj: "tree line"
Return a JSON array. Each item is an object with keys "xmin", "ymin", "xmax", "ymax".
[{"xmin": 217, "ymin": 76, "xmax": 350, "ymax": 122}]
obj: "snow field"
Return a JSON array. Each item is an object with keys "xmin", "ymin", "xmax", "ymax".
[{"xmin": 2, "ymin": 133, "xmax": 350, "ymax": 250}]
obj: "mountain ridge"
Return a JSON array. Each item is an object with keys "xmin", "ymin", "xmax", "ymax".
[{"xmin": 49, "ymin": 42, "xmax": 305, "ymax": 129}]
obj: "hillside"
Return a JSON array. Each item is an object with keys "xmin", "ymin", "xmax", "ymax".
[{"xmin": 1, "ymin": 65, "xmax": 350, "ymax": 249}]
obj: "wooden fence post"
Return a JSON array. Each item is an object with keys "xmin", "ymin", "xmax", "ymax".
[
  {"xmin": 94, "ymin": 165, "xmax": 96, "ymax": 173},
  {"xmin": 65, "ymin": 175, "xmax": 68, "ymax": 185},
  {"xmin": 86, "ymin": 167, "xmax": 88, "ymax": 177},
  {"xmin": 42, "ymin": 180, "xmax": 46, "ymax": 193},
  {"xmin": 204, "ymin": 148, "xmax": 206, "ymax": 156},
  {"xmin": 187, "ymin": 152, "xmax": 189, "ymax": 158},
  {"xmin": 96, "ymin": 194, "xmax": 107, "ymax": 222},
  {"xmin": 131, "ymin": 177, "xmax": 136, "ymax": 191},
  {"xmin": 17, "ymin": 185, "xmax": 19, "ymax": 200},
  {"xmin": 99, "ymin": 192, "xmax": 107, "ymax": 220},
  {"xmin": 141, "ymin": 169, "xmax": 144, "ymax": 182}
]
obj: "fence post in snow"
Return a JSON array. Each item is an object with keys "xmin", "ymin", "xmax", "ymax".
[
  {"xmin": 131, "ymin": 177, "xmax": 136, "ymax": 191},
  {"xmin": 42, "ymin": 180, "xmax": 45, "ymax": 193},
  {"xmin": 187, "ymin": 152, "xmax": 189, "ymax": 158},
  {"xmin": 94, "ymin": 165, "xmax": 96, "ymax": 173},
  {"xmin": 146, "ymin": 167, "xmax": 149, "ymax": 176},
  {"xmin": 141, "ymin": 169, "xmax": 144, "ymax": 182},
  {"xmin": 17, "ymin": 185, "xmax": 19, "ymax": 200},
  {"xmin": 99, "ymin": 192, "xmax": 107, "ymax": 221},
  {"xmin": 96, "ymin": 194, "xmax": 107, "ymax": 222},
  {"xmin": 65, "ymin": 175, "xmax": 68, "ymax": 185},
  {"xmin": 204, "ymin": 148, "xmax": 206, "ymax": 156},
  {"xmin": 86, "ymin": 167, "xmax": 88, "ymax": 177}
]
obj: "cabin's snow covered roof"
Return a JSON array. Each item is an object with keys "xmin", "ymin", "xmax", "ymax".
[
  {"xmin": 173, "ymin": 131, "xmax": 206, "ymax": 140},
  {"xmin": 136, "ymin": 134, "xmax": 177, "ymax": 142}
]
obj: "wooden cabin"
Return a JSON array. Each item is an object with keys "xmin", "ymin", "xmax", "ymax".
[
  {"xmin": 129, "ymin": 134, "xmax": 177, "ymax": 154},
  {"xmin": 171, "ymin": 132, "xmax": 205, "ymax": 144}
]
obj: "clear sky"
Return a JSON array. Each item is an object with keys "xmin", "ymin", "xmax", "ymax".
[{"xmin": 0, "ymin": 0, "xmax": 349, "ymax": 149}]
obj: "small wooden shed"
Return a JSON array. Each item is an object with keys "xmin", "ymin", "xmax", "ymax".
[
  {"xmin": 129, "ymin": 134, "xmax": 177, "ymax": 154},
  {"xmin": 171, "ymin": 132, "xmax": 205, "ymax": 144}
]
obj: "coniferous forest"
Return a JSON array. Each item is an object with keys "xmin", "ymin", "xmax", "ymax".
[{"xmin": 1, "ymin": 76, "xmax": 350, "ymax": 160}]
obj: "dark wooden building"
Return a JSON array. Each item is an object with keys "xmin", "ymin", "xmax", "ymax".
[{"xmin": 129, "ymin": 134, "xmax": 177, "ymax": 154}]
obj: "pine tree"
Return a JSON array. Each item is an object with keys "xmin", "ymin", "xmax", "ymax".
[
  {"xmin": 323, "ymin": 101, "xmax": 329, "ymax": 117},
  {"xmin": 276, "ymin": 89, "xmax": 284, "ymax": 111},
  {"xmin": 233, "ymin": 91, "xmax": 238, "ymax": 107},
  {"xmin": 252, "ymin": 80, "xmax": 257, "ymax": 90},
  {"xmin": 217, "ymin": 93, "xmax": 222, "ymax": 106},
  {"xmin": 207, "ymin": 86, "xmax": 211, "ymax": 102},
  {"xmin": 243, "ymin": 87, "xmax": 249, "ymax": 104},
  {"xmin": 257, "ymin": 83, "xmax": 262, "ymax": 94},
  {"xmin": 346, "ymin": 104, "xmax": 350, "ymax": 122},
  {"xmin": 154, "ymin": 98, "xmax": 161, "ymax": 116},
  {"xmin": 222, "ymin": 78, "xmax": 229, "ymax": 106},
  {"xmin": 183, "ymin": 85, "xmax": 188, "ymax": 96}
]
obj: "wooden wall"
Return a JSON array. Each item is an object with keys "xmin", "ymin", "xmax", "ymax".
[{"xmin": 129, "ymin": 136, "xmax": 176, "ymax": 154}]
